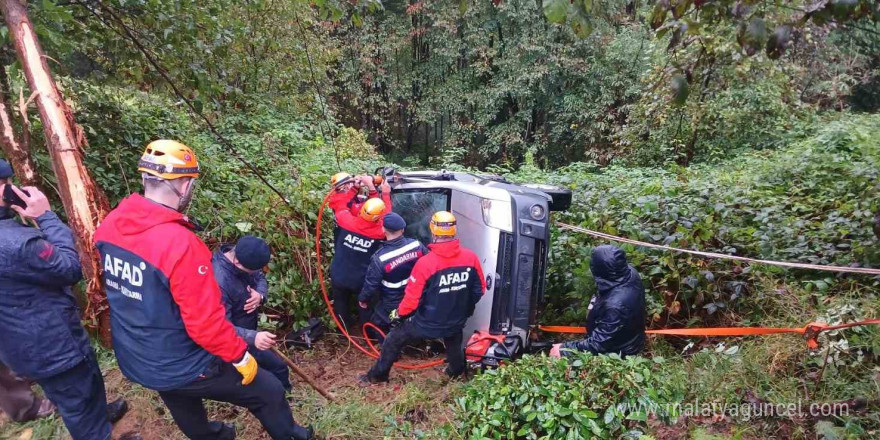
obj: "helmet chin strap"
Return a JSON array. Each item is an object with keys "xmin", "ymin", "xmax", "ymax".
[{"xmin": 159, "ymin": 178, "xmax": 195, "ymax": 212}]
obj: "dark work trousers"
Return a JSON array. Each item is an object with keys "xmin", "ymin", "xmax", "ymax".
[
  {"xmin": 331, "ymin": 284, "xmax": 370, "ymax": 333},
  {"xmin": 37, "ymin": 354, "xmax": 112, "ymax": 440},
  {"xmin": 364, "ymin": 316, "xmax": 390, "ymax": 343},
  {"xmin": 367, "ymin": 320, "xmax": 465, "ymax": 382},
  {"xmin": 251, "ymin": 347, "xmax": 292, "ymax": 392},
  {"xmin": 157, "ymin": 361, "xmax": 306, "ymax": 440},
  {"xmin": 0, "ymin": 361, "xmax": 41, "ymax": 422}
]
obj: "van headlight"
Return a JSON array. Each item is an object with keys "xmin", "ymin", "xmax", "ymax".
[
  {"xmin": 529, "ymin": 204, "xmax": 546, "ymax": 220},
  {"xmin": 481, "ymin": 199, "xmax": 513, "ymax": 232}
]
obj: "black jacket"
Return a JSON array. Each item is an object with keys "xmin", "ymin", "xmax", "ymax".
[
  {"xmin": 562, "ymin": 245, "xmax": 646, "ymax": 357},
  {"xmin": 358, "ymin": 235, "xmax": 428, "ymax": 325},
  {"xmin": 0, "ymin": 211, "xmax": 91, "ymax": 379},
  {"xmin": 212, "ymin": 245, "xmax": 269, "ymax": 346}
]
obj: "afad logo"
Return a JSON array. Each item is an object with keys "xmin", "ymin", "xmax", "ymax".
[{"xmin": 104, "ymin": 255, "xmax": 146, "ymax": 287}]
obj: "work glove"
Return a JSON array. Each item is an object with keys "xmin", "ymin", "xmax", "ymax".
[
  {"xmin": 233, "ymin": 351, "xmax": 259, "ymax": 385},
  {"xmin": 388, "ymin": 309, "xmax": 402, "ymax": 330}
]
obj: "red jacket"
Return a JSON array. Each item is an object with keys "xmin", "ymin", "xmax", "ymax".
[
  {"xmin": 95, "ymin": 194, "xmax": 246, "ymax": 390},
  {"xmin": 398, "ymin": 239, "xmax": 486, "ymax": 337},
  {"xmin": 328, "ymin": 187, "xmax": 366, "ymax": 216},
  {"xmin": 329, "ymin": 189, "xmax": 392, "ymax": 289}
]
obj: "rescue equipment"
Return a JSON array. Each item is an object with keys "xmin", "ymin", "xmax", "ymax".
[
  {"xmin": 429, "ymin": 211, "xmax": 457, "ymax": 237},
  {"xmin": 359, "ymin": 198, "xmax": 386, "ymax": 222},
  {"xmin": 137, "ymin": 140, "xmax": 200, "ymax": 179}
]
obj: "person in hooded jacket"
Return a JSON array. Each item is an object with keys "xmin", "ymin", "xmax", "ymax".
[
  {"xmin": 0, "ymin": 159, "xmax": 134, "ymax": 440},
  {"xmin": 330, "ymin": 176, "xmax": 392, "ymax": 331},
  {"xmin": 213, "ymin": 235, "xmax": 291, "ymax": 391},
  {"xmin": 95, "ymin": 141, "xmax": 314, "ymax": 440},
  {"xmin": 357, "ymin": 213, "xmax": 428, "ymax": 338},
  {"xmin": 550, "ymin": 245, "xmax": 646, "ymax": 358}
]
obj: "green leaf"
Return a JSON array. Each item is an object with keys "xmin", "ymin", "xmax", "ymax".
[
  {"xmin": 543, "ymin": 0, "xmax": 569, "ymax": 24},
  {"xmin": 459, "ymin": 0, "xmax": 468, "ymax": 16},
  {"xmin": 670, "ymin": 74, "xmax": 689, "ymax": 106}
]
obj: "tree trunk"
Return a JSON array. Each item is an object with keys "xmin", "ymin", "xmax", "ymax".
[
  {"xmin": 1, "ymin": 0, "xmax": 112, "ymax": 345},
  {"xmin": 0, "ymin": 61, "xmax": 39, "ymax": 186}
]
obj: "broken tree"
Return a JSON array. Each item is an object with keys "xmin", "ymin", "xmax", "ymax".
[
  {"xmin": 0, "ymin": 62, "xmax": 39, "ymax": 186},
  {"xmin": 1, "ymin": 0, "xmax": 112, "ymax": 344}
]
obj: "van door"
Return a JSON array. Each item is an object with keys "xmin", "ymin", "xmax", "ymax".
[{"xmin": 450, "ymin": 191, "xmax": 501, "ymax": 346}]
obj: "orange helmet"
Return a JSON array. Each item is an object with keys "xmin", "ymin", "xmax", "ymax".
[
  {"xmin": 330, "ymin": 172, "xmax": 354, "ymax": 189},
  {"xmin": 430, "ymin": 211, "xmax": 457, "ymax": 237},
  {"xmin": 360, "ymin": 198, "xmax": 385, "ymax": 222},
  {"xmin": 137, "ymin": 140, "xmax": 200, "ymax": 180}
]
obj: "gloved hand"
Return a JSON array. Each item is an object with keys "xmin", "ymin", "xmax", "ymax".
[
  {"xmin": 388, "ymin": 308, "xmax": 402, "ymax": 330},
  {"xmin": 233, "ymin": 351, "xmax": 259, "ymax": 385}
]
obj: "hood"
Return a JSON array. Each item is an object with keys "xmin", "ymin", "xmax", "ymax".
[
  {"xmin": 428, "ymin": 239, "xmax": 461, "ymax": 258},
  {"xmin": 107, "ymin": 194, "xmax": 193, "ymax": 236},
  {"xmin": 590, "ymin": 245, "xmax": 633, "ymax": 294}
]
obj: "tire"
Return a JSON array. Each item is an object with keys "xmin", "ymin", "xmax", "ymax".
[{"xmin": 521, "ymin": 183, "xmax": 572, "ymax": 212}]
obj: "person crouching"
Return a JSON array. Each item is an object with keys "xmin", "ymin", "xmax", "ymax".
[{"xmin": 359, "ymin": 211, "xmax": 485, "ymax": 384}]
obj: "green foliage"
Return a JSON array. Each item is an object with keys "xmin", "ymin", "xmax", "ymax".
[
  {"xmin": 455, "ymin": 353, "xmax": 684, "ymax": 439},
  {"xmin": 509, "ymin": 114, "xmax": 880, "ymax": 325}
]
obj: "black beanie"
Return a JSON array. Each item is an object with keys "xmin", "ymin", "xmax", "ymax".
[{"xmin": 235, "ymin": 235, "xmax": 271, "ymax": 271}]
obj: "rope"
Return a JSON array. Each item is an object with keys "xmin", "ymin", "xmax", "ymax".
[
  {"xmin": 315, "ymin": 190, "xmax": 447, "ymax": 370},
  {"xmin": 539, "ymin": 320, "xmax": 880, "ymax": 350},
  {"xmin": 556, "ymin": 222, "xmax": 880, "ymax": 276}
]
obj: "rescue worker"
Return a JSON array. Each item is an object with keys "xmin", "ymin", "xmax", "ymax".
[
  {"xmin": 328, "ymin": 172, "xmax": 364, "ymax": 216},
  {"xmin": 550, "ymin": 245, "xmax": 646, "ymax": 358},
  {"xmin": 360, "ymin": 211, "xmax": 485, "ymax": 384},
  {"xmin": 95, "ymin": 140, "xmax": 314, "ymax": 440},
  {"xmin": 357, "ymin": 212, "xmax": 428, "ymax": 337},
  {"xmin": 213, "ymin": 235, "xmax": 291, "ymax": 391},
  {"xmin": 0, "ymin": 159, "xmax": 134, "ymax": 440},
  {"xmin": 330, "ymin": 175, "xmax": 392, "ymax": 331}
]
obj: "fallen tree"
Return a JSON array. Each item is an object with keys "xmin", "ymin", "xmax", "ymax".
[{"xmin": 1, "ymin": 0, "xmax": 112, "ymax": 344}]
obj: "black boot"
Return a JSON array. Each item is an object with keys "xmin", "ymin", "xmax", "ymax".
[
  {"xmin": 208, "ymin": 421, "xmax": 236, "ymax": 440},
  {"xmin": 292, "ymin": 425, "xmax": 316, "ymax": 440},
  {"xmin": 106, "ymin": 398, "xmax": 129, "ymax": 423}
]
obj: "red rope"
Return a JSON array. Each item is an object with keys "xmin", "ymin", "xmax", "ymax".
[
  {"xmin": 315, "ymin": 191, "xmax": 444, "ymax": 370},
  {"xmin": 539, "ymin": 319, "xmax": 880, "ymax": 350}
]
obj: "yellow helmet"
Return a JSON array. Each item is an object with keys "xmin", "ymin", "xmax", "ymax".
[
  {"xmin": 137, "ymin": 140, "xmax": 200, "ymax": 180},
  {"xmin": 430, "ymin": 211, "xmax": 457, "ymax": 237},
  {"xmin": 330, "ymin": 172, "xmax": 354, "ymax": 189},
  {"xmin": 360, "ymin": 198, "xmax": 386, "ymax": 222}
]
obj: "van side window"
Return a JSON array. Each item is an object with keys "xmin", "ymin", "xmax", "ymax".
[{"xmin": 391, "ymin": 189, "xmax": 450, "ymax": 245}]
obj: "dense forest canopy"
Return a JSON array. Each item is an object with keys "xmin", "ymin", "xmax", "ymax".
[{"xmin": 0, "ymin": 0, "xmax": 878, "ymax": 439}]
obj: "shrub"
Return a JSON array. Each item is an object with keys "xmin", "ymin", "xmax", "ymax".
[
  {"xmin": 507, "ymin": 113, "xmax": 880, "ymax": 326},
  {"xmin": 455, "ymin": 353, "xmax": 684, "ymax": 440}
]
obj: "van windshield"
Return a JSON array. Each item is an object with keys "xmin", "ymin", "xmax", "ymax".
[{"xmin": 391, "ymin": 189, "xmax": 450, "ymax": 246}]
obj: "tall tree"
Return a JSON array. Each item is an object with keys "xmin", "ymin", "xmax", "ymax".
[{"xmin": 1, "ymin": 0, "xmax": 112, "ymax": 344}]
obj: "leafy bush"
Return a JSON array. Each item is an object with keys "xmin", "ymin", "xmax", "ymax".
[
  {"xmin": 508, "ymin": 113, "xmax": 880, "ymax": 326},
  {"xmin": 455, "ymin": 353, "xmax": 683, "ymax": 440}
]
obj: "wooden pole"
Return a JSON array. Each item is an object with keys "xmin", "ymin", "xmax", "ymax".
[
  {"xmin": 271, "ymin": 347, "xmax": 336, "ymax": 402},
  {"xmin": 1, "ymin": 0, "xmax": 112, "ymax": 345}
]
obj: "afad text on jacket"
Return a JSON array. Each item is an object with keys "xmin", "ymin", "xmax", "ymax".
[
  {"xmin": 95, "ymin": 194, "xmax": 246, "ymax": 391},
  {"xmin": 398, "ymin": 239, "xmax": 486, "ymax": 338},
  {"xmin": 329, "ymin": 190, "xmax": 391, "ymax": 290}
]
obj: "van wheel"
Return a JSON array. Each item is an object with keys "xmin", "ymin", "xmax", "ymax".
[{"xmin": 521, "ymin": 183, "xmax": 572, "ymax": 212}]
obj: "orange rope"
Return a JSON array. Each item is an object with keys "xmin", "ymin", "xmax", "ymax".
[
  {"xmin": 315, "ymin": 191, "xmax": 444, "ymax": 370},
  {"xmin": 539, "ymin": 319, "xmax": 880, "ymax": 349}
]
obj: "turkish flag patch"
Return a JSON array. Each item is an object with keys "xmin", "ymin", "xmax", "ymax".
[{"xmin": 39, "ymin": 242, "xmax": 55, "ymax": 261}]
